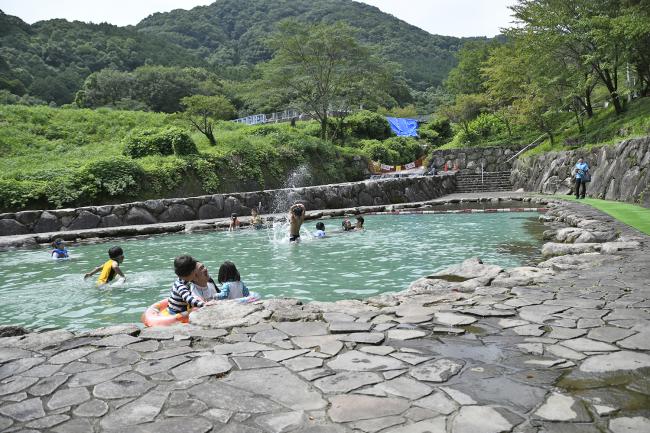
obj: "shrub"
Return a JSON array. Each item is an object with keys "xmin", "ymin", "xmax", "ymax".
[
  {"xmin": 123, "ymin": 126, "xmax": 196, "ymax": 158},
  {"xmin": 419, "ymin": 115, "xmax": 452, "ymax": 146},
  {"xmin": 361, "ymin": 136, "xmax": 424, "ymax": 165},
  {"xmin": 79, "ymin": 157, "xmax": 145, "ymax": 198},
  {"xmin": 0, "ymin": 178, "xmax": 46, "ymax": 210},
  {"xmin": 344, "ymin": 110, "xmax": 392, "ymax": 140}
]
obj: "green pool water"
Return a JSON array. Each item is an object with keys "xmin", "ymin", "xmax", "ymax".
[{"xmin": 0, "ymin": 213, "xmax": 544, "ymax": 331}]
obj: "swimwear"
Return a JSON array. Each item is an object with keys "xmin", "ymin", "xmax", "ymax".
[
  {"xmin": 97, "ymin": 259, "xmax": 116, "ymax": 285},
  {"xmin": 289, "ymin": 234, "xmax": 300, "ymax": 242}
]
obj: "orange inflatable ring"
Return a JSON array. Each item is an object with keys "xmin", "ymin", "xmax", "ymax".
[{"xmin": 141, "ymin": 299, "xmax": 190, "ymax": 327}]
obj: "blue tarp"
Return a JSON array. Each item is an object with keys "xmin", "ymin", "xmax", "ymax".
[{"xmin": 386, "ymin": 117, "xmax": 418, "ymax": 137}]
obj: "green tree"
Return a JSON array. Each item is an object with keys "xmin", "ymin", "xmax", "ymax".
[
  {"xmin": 509, "ymin": 0, "xmax": 635, "ymax": 114},
  {"xmin": 441, "ymin": 93, "xmax": 489, "ymax": 134},
  {"xmin": 181, "ymin": 94, "xmax": 236, "ymax": 145},
  {"xmin": 263, "ymin": 20, "xmax": 394, "ymax": 140},
  {"xmin": 444, "ymin": 40, "xmax": 492, "ymax": 96}
]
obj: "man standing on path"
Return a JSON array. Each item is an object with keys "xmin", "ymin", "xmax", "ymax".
[{"xmin": 574, "ymin": 157, "xmax": 590, "ymax": 199}]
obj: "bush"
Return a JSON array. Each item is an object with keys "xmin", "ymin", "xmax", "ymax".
[
  {"xmin": 361, "ymin": 136, "xmax": 423, "ymax": 165},
  {"xmin": 456, "ymin": 113, "xmax": 507, "ymax": 144},
  {"xmin": 344, "ymin": 110, "xmax": 392, "ymax": 140},
  {"xmin": 419, "ymin": 115, "xmax": 452, "ymax": 146},
  {"xmin": 123, "ymin": 126, "xmax": 196, "ymax": 158},
  {"xmin": 79, "ymin": 157, "xmax": 145, "ymax": 198},
  {"xmin": 0, "ymin": 178, "xmax": 46, "ymax": 210}
]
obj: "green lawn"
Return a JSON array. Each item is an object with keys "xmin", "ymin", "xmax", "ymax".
[{"xmin": 550, "ymin": 195, "xmax": 650, "ymax": 235}]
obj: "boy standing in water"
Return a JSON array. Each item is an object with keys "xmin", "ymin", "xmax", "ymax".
[
  {"xmin": 289, "ymin": 203, "xmax": 305, "ymax": 242},
  {"xmin": 84, "ymin": 246, "xmax": 125, "ymax": 286}
]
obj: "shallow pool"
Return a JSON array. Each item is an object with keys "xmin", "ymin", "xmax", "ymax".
[{"xmin": 0, "ymin": 213, "xmax": 543, "ymax": 331}]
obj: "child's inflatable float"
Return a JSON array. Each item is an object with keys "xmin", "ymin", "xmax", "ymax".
[
  {"xmin": 141, "ymin": 292, "xmax": 261, "ymax": 327},
  {"xmin": 141, "ymin": 299, "xmax": 190, "ymax": 327}
]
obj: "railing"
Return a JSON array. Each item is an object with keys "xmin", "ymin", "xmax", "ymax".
[
  {"xmin": 232, "ymin": 109, "xmax": 302, "ymax": 125},
  {"xmin": 506, "ymin": 134, "xmax": 546, "ymax": 163}
]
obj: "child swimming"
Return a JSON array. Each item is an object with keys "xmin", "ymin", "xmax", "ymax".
[
  {"xmin": 50, "ymin": 239, "xmax": 69, "ymax": 259},
  {"xmin": 289, "ymin": 203, "xmax": 306, "ymax": 242},
  {"xmin": 84, "ymin": 246, "xmax": 125, "ymax": 286},
  {"xmin": 313, "ymin": 221, "xmax": 326, "ymax": 238}
]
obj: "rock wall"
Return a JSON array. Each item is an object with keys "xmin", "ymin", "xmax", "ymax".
[
  {"xmin": 511, "ymin": 136, "xmax": 650, "ymax": 207},
  {"xmin": 0, "ymin": 175, "xmax": 456, "ymax": 236},
  {"xmin": 428, "ymin": 145, "xmax": 522, "ymax": 173}
]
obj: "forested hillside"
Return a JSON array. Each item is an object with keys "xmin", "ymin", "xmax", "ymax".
[
  {"xmin": 0, "ymin": 0, "xmax": 476, "ymax": 107},
  {"xmin": 136, "ymin": 0, "xmax": 468, "ymax": 89},
  {"xmin": 0, "ymin": 11, "xmax": 205, "ymax": 105}
]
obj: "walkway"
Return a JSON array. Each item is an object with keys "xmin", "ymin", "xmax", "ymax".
[{"xmin": 0, "ymin": 199, "xmax": 648, "ymax": 432}]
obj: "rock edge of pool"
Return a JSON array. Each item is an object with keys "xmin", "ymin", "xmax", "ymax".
[{"xmin": 0, "ymin": 196, "xmax": 648, "ymax": 433}]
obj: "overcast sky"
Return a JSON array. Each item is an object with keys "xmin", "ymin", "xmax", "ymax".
[{"xmin": 0, "ymin": 0, "xmax": 516, "ymax": 37}]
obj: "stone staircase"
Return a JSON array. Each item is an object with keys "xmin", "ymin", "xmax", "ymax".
[{"xmin": 455, "ymin": 171, "xmax": 513, "ymax": 193}]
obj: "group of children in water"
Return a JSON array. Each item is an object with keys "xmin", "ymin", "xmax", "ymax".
[{"xmin": 56, "ymin": 202, "xmax": 363, "ymax": 316}]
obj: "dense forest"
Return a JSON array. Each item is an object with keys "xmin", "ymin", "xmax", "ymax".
[{"xmin": 0, "ymin": 0, "xmax": 477, "ymax": 108}]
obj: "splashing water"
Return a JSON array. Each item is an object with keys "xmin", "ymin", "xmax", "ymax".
[{"xmin": 269, "ymin": 164, "xmax": 313, "ymax": 214}]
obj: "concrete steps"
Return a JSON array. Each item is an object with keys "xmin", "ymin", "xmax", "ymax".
[{"xmin": 455, "ymin": 171, "xmax": 513, "ymax": 193}]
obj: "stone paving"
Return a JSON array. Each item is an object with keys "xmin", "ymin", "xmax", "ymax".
[{"xmin": 0, "ymin": 198, "xmax": 649, "ymax": 432}]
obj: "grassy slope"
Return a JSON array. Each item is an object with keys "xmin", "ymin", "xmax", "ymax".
[{"xmin": 551, "ymin": 196, "xmax": 650, "ymax": 235}]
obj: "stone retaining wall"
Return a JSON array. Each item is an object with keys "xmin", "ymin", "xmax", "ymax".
[
  {"xmin": 428, "ymin": 145, "xmax": 522, "ymax": 173},
  {"xmin": 0, "ymin": 175, "xmax": 456, "ymax": 236},
  {"xmin": 511, "ymin": 136, "xmax": 650, "ymax": 207}
]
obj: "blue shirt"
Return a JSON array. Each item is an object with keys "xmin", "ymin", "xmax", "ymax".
[
  {"xmin": 313, "ymin": 230, "xmax": 326, "ymax": 238},
  {"xmin": 575, "ymin": 162, "xmax": 589, "ymax": 179}
]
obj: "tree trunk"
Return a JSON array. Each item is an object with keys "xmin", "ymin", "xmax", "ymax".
[
  {"xmin": 584, "ymin": 89, "xmax": 593, "ymax": 117},
  {"xmin": 595, "ymin": 67, "xmax": 624, "ymax": 114},
  {"xmin": 320, "ymin": 113, "xmax": 328, "ymax": 140}
]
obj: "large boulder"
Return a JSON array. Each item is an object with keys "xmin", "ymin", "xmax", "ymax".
[
  {"xmin": 33, "ymin": 211, "xmax": 61, "ymax": 233},
  {"xmin": 159, "ymin": 204, "xmax": 196, "ymax": 223},
  {"xmin": 541, "ymin": 242, "xmax": 601, "ymax": 258},
  {"xmin": 68, "ymin": 210, "xmax": 101, "ymax": 230},
  {"xmin": 431, "ymin": 257, "xmax": 503, "ymax": 285},
  {"xmin": 124, "ymin": 207, "xmax": 157, "ymax": 225},
  {"xmin": 0, "ymin": 219, "xmax": 28, "ymax": 236}
]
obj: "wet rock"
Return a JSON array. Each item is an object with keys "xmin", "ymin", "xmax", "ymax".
[
  {"xmin": 0, "ymin": 325, "xmax": 29, "ymax": 337},
  {"xmin": 434, "ymin": 312, "xmax": 477, "ymax": 326},
  {"xmin": 431, "ymin": 257, "xmax": 503, "ymax": 284},
  {"xmin": 409, "ymin": 359, "xmax": 464, "ymax": 383},
  {"xmin": 327, "ymin": 350, "xmax": 407, "ymax": 372},
  {"xmin": 327, "ymin": 395, "xmax": 410, "ymax": 423}
]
